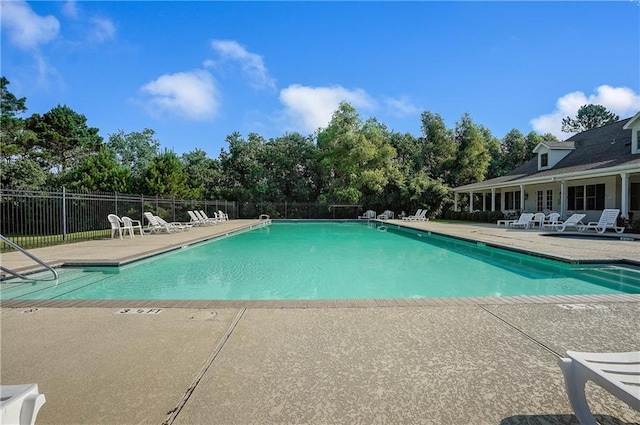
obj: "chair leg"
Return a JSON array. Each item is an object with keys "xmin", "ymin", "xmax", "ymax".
[{"xmin": 558, "ymin": 358, "xmax": 598, "ymax": 425}]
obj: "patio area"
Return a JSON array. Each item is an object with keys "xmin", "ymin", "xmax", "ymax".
[{"xmin": 1, "ymin": 220, "xmax": 639, "ymax": 424}]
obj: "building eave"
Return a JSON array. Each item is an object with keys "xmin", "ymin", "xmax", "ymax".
[{"xmin": 452, "ymin": 162, "xmax": 640, "ymax": 192}]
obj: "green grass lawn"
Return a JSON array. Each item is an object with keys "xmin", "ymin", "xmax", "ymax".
[{"xmin": 1, "ymin": 229, "xmax": 111, "ymax": 252}]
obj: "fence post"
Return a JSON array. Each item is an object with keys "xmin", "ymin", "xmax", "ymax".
[
  {"xmin": 141, "ymin": 194, "xmax": 144, "ymax": 220},
  {"xmin": 62, "ymin": 187, "xmax": 67, "ymax": 242},
  {"xmin": 115, "ymin": 191, "xmax": 118, "ymax": 216}
]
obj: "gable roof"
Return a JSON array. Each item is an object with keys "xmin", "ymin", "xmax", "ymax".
[
  {"xmin": 532, "ymin": 140, "xmax": 575, "ymax": 153},
  {"xmin": 454, "ymin": 117, "xmax": 640, "ymax": 192},
  {"xmin": 623, "ymin": 110, "xmax": 640, "ymax": 129}
]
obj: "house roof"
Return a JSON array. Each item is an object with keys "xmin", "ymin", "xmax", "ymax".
[
  {"xmin": 623, "ymin": 110, "xmax": 640, "ymax": 129},
  {"xmin": 532, "ymin": 140, "xmax": 575, "ymax": 153},
  {"xmin": 454, "ymin": 116, "xmax": 640, "ymax": 192}
]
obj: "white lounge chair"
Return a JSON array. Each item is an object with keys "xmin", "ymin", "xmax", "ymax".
[
  {"xmin": 121, "ymin": 216, "xmax": 144, "ymax": 238},
  {"xmin": 0, "ymin": 383, "xmax": 46, "ymax": 425},
  {"xmin": 156, "ymin": 216, "xmax": 191, "ymax": 232},
  {"xmin": 403, "ymin": 209, "xmax": 427, "ymax": 221},
  {"xmin": 143, "ymin": 212, "xmax": 179, "ymax": 233},
  {"xmin": 199, "ymin": 210, "xmax": 219, "ymax": 224},
  {"xmin": 554, "ymin": 214, "xmax": 587, "ymax": 232},
  {"xmin": 541, "ymin": 212, "xmax": 561, "ymax": 230},
  {"xmin": 187, "ymin": 210, "xmax": 205, "ymax": 226},
  {"xmin": 196, "ymin": 210, "xmax": 217, "ymax": 225},
  {"xmin": 558, "ymin": 351, "xmax": 640, "ymax": 425},
  {"xmin": 107, "ymin": 214, "xmax": 124, "ymax": 240},
  {"xmin": 218, "ymin": 210, "xmax": 229, "ymax": 221},
  {"xmin": 578, "ymin": 209, "xmax": 625, "ymax": 234},
  {"xmin": 378, "ymin": 210, "xmax": 394, "ymax": 220},
  {"xmin": 509, "ymin": 212, "xmax": 534, "ymax": 229},
  {"xmin": 402, "ymin": 209, "xmax": 422, "ymax": 220},
  {"xmin": 359, "ymin": 210, "xmax": 376, "ymax": 219}
]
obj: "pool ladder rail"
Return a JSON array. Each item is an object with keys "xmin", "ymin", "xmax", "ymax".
[{"xmin": 0, "ymin": 234, "xmax": 58, "ymax": 281}]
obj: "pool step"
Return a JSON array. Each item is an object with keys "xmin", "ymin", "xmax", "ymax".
[
  {"xmin": 0, "ymin": 269, "xmax": 114, "ymax": 300},
  {"xmin": 575, "ymin": 266, "xmax": 640, "ymax": 293}
]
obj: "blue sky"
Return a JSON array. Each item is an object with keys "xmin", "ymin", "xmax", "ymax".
[{"xmin": 2, "ymin": 1, "xmax": 639, "ymax": 158}]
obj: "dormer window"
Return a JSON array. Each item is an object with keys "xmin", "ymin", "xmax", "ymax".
[
  {"xmin": 533, "ymin": 141, "xmax": 575, "ymax": 170},
  {"xmin": 540, "ymin": 153, "xmax": 548, "ymax": 167}
]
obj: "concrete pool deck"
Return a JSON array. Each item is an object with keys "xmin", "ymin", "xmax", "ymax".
[{"xmin": 1, "ymin": 220, "xmax": 639, "ymax": 424}]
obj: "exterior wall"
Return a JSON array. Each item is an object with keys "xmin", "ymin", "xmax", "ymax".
[
  {"xmin": 475, "ymin": 174, "xmax": 630, "ymax": 222},
  {"xmin": 562, "ymin": 176, "xmax": 618, "ymax": 222}
]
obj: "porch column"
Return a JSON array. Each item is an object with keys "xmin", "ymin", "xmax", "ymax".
[
  {"xmin": 454, "ymin": 192, "xmax": 458, "ymax": 211},
  {"xmin": 482, "ymin": 192, "xmax": 487, "ymax": 211},
  {"xmin": 519, "ymin": 184, "xmax": 525, "ymax": 211},
  {"xmin": 469, "ymin": 192, "xmax": 474, "ymax": 212},
  {"xmin": 560, "ymin": 180, "xmax": 567, "ymax": 219},
  {"xmin": 491, "ymin": 188, "xmax": 496, "ymax": 211},
  {"xmin": 621, "ymin": 172, "xmax": 629, "ymax": 219}
]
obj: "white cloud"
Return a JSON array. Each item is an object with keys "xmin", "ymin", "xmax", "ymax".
[
  {"xmin": 279, "ymin": 84, "xmax": 376, "ymax": 133},
  {"xmin": 89, "ymin": 17, "xmax": 116, "ymax": 42},
  {"xmin": 384, "ymin": 96, "xmax": 420, "ymax": 118},
  {"xmin": 0, "ymin": 0, "xmax": 60, "ymax": 50},
  {"xmin": 209, "ymin": 39, "xmax": 275, "ymax": 90},
  {"xmin": 61, "ymin": 1, "xmax": 79, "ymax": 19},
  {"xmin": 530, "ymin": 85, "xmax": 640, "ymax": 139},
  {"xmin": 140, "ymin": 70, "xmax": 220, "ymax": 120}
]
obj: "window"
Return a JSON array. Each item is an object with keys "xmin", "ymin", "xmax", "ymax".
[
  {"xmin": 568, "ymin": 184, "xmax": 604, "ymax": 210},
  {"xmin": 637, "ymin": 130, "xmax": 640, "ymax": 151},
  {"xmin": 504, "ymin": 191, "xmax": 522, "ymax": 210},
  {"xmin": 537, "ymin": 191, "xmax": 543, "ymax": 211},
  {"xmin": 536, "ymin": 190, "xmax": 553, "ymax": 211},
  {"xmin": 540, "ymin": 153, "xmax": 548, "ymax": 167},
  {"xmin": 631, "ymin": 183, "xmax": 640, "ymax": 210}
]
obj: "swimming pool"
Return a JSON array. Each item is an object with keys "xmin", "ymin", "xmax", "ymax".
[{"xmin": 2, "ymin": 222, "xmax": 639, "ymax": 300}]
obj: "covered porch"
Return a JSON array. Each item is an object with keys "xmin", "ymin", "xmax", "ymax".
[{"xmin": 453, "ymin": 170, "xmax": 640, "ymax": 223}]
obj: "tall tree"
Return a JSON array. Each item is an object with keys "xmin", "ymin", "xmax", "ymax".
[
  {"xmin": 259, "ymin": 133, "xmax": 319, "ymax": 202},
  {"xmin": 561, "ymin": 104, "xmax": 619, "ymax": 133},
  {"xmin": 107, "ymin": 128, "xmax": 160, "ymax": 190},
  {"xmin": 316, "ymin": 103, "xmax": 396, "ymax": 204},
  {"xmin": 63, "ymin": 146, "xmax": 130, "ymax": 192},
  {"xmin": 451, "ymin": 113, "xmax": 490, "ymax": 187},
  {"xmin": 0, "ymin": 77, "xmax": 29, "ymax": 161},
  {"xmin": 218, "ymin": 132, "xmax": 265, "ymax": 202},
  {"xmin": 141, "ymin": 150, "xmax": 192, "ymax": 198},
  {"xmin": 182, "ymin": 148, "xmax": 222, "ymax": 199},
  {"xmin": 419, "ymin": 111, "xmax": 456, "ymax": 182},
  {"xmin": 25, "ymin": 104, "xmax": 102, "ymax": 173}
]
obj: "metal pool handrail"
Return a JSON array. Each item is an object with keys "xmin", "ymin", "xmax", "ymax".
[{"xmin": 0, "ymin": 234, "xmax": 59, "ymax": 280}]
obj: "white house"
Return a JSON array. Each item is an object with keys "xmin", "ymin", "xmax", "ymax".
[{"xmin": 452, "ymin": 112, "xmax": 640, "ymax": 222}]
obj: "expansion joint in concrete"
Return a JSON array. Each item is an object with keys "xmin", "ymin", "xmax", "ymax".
[
  {"xmin": 478, "ymin": 305, "xmax": 562, "ymax": 358},
  {"xmin": 163, "ymin": 307, "xmax": 247, "ymax": 425}
]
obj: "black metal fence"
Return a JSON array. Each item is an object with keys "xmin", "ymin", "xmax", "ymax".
[
  {"xmin": 0, "ymin": 188, "xmax": 236, "ymax": 251},
  {"xmin": 237, "ymin": 203, "xmax": 363, "ymax": 220}
]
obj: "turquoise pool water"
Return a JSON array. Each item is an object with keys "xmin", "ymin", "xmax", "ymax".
[{"xmin": 2, "ymin": 222, "xmax": 639, "ymax": 300}]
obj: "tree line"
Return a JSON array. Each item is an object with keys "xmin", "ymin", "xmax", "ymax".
[{"xmin": 1, "ymin": 76, "xmax": 576, "ymax": 215}]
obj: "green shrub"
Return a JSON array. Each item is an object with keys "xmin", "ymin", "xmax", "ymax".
[{"xmin": 630, "ymin": 215, "xmax": 640, "ymax": 233}]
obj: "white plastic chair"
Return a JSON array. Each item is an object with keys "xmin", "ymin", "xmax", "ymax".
[
  {"xmin": 531, "ymin": 212, "xmax": 546, "ymax": 228},
  {"xmin": 121, "ymin": 216, "xmax": 144, "ymax": 238},
  {"xmin": 558, "ymin": 351, "xmax": 640, "ymax": 425},
  {"xmin": 0, "ymin": 383, "xmax": 46, "ymax": 425},
  {"xmin": 107, "ymin": 214, "xmax": 123, "ymax": 240}
]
